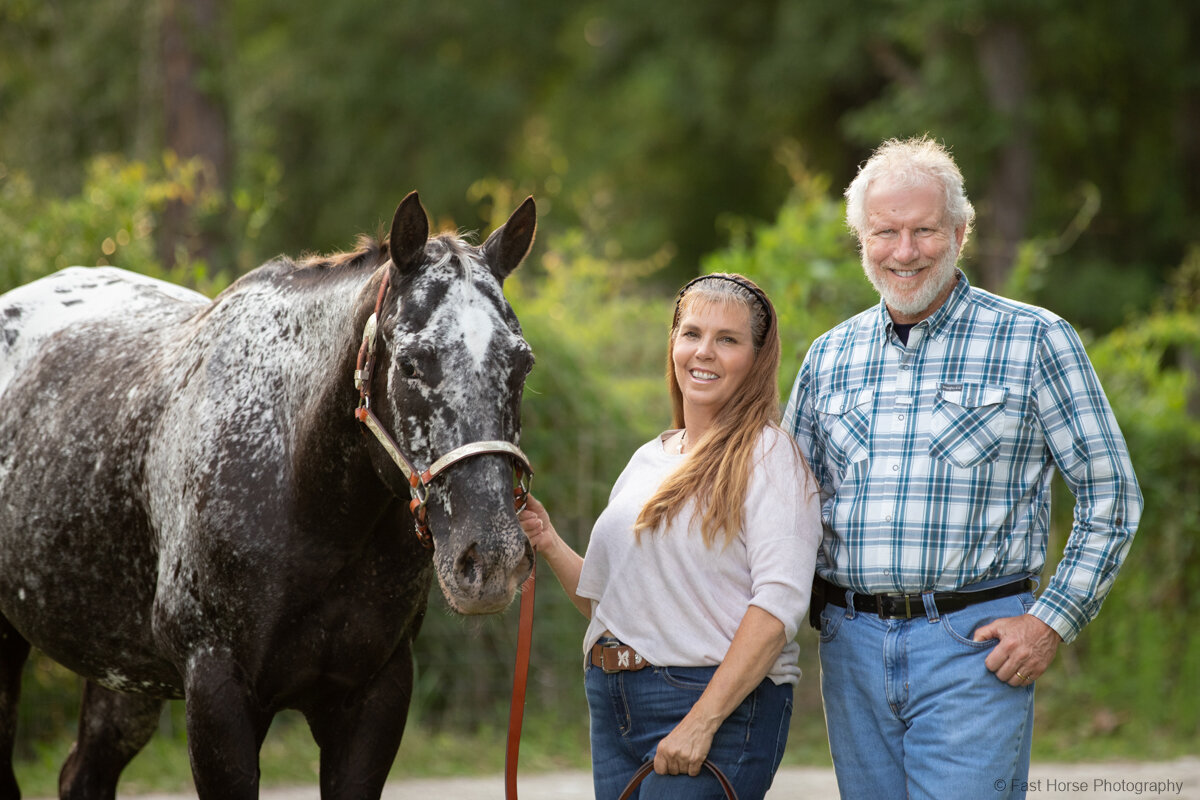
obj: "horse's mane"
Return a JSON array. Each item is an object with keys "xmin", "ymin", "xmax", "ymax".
[
  {"xmin": 294, "ymin": 235, "xmax": 390, "ymax": 272},
  {"xmin": 289, "ymin": 232, "xmax": 478, "ymax": 276}
]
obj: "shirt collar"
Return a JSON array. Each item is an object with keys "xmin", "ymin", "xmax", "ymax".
[{"xmin": 877, "ymin": 270, "xmax": 971, "ymax": 343}]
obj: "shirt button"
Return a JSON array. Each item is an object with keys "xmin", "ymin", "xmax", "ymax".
[
  {"xmin": 897, "ymin": 414, "xmax": 905, "ymax": 421},
  {"xmin": 892, "ymin": 464, "xmax": 900, "ymax": 471},
  {"xmin": 884, "ymin": 514, "xmax": 893, "ymax": 522}
]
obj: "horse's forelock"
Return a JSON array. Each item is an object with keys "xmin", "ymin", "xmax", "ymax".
[{"xmin": 421, "ymin": 234, "xmax": 483, "ymax": 278}]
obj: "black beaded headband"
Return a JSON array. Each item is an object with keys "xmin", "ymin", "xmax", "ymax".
[{"xmin": 674, "ymin": 273, "xmax": 775, "ymax": 331}]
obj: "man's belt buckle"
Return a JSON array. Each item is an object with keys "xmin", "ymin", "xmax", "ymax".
[{"xmin": 876, "ymin": 592, "xmax": 918, "ymax": 619}]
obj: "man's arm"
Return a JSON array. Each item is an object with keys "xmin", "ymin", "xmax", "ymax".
[
  {"xmin": 975, "ymin": 318, "xmax": 1142, "ymax": 684},
  {"xmin": 1027, "ymin": 319, "xmax": 1143, "ymax": 643}
]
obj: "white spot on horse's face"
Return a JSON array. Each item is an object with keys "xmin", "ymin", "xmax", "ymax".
[
  {"xmin": 456, "ymin": 304, "xmax": 495, "ymax": 373},
  {"xmin": 17, "ymin": 588, "xmax": 25, "ymax": 601},
  {"xmin": 418, "ymin": 280, "xmax": 503, "ymax": 375}
]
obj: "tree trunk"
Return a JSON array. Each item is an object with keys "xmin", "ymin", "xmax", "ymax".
[
  {"xmin": 158, "ymin": 0, "xmax": 231, "ymax": 271},
  {"xmin": 976, "ymin": 22, "xmax": 1034, "ymax": 292},
  {"xmin": 1180, "ymin": 32, "xmax": 1200, "ymax": 277}
]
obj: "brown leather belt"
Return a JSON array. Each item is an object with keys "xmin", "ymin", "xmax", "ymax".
[{"xmin": 591, "ymin": 641, "xmax": 652, "ymax": 673}]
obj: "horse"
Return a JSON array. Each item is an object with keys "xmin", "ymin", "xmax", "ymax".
[{"xmin": 0, "ymin": 191, "xmax": 537, "ymax": 799}]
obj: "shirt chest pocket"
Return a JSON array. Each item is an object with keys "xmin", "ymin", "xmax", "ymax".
[
  {"xmin": 816, "ymin": 387, "xmax": 875, "ymax": 467},
  {"xmin": 929, "ymin": 383, "xmax": 1009, "ymax": 468}
]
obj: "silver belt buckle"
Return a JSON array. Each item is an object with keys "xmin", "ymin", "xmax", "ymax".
[{"xmin": 876, "ymin": 592, "xmax": 916, "ymax": 619}]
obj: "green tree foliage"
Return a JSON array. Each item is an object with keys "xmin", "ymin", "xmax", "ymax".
[
  {"xmin": 0, "ymin": 155, "xmax": 234, "ymax": 295},
  {"xmin": 1052, "ymin": 264, "xmax": 1200, "ymax": 747},
  {"xmin": 0, "ymin": 0, "xmax": 147, "ymax": 195},
  {"xmin": 4, "ymin": 0, "xmax": 1197, "ymax": 319}
]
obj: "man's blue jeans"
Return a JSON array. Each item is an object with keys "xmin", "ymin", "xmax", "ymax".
[
  {"xmin": 585, "ymin": 641, "xmax": 793, "ymax": 800},
  {"xmin": 818, "ymin": 590, "xmax": 1037, "ymax": 800}
]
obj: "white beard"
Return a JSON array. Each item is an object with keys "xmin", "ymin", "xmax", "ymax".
[{"xmin": 863, "ymin": 243, "xmax": 959, "ymax": 318}]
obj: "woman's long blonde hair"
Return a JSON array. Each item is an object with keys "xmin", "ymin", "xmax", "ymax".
[{"xmin": 635, "ymin": 273, "xmax": 789, "ymax": 547}]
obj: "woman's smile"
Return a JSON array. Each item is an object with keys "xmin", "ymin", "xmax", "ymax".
[{"xmin": 672, "ymin": 300, "xmax": 754, "ymax": 424}]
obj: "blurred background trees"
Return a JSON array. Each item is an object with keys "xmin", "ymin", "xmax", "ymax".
[{"xmin": 1, "ymin": 0, "xmax": 1196, "ymax": 774}]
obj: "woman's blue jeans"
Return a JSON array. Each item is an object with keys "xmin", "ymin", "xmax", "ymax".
[
  {"xmin": 585, "ymin": 641, "xmax": 793, "ymax": 800},
  {"xmin": 818, "ymin": 589, "xmax": 1038, "ymax": 800}
]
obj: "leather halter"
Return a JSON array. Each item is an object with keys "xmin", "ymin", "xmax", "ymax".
[{"xmin": 352, "ymin": 267, "xmax": 534, "ymax": 549}]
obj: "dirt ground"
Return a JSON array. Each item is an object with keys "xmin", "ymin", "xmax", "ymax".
[{"xmin": 53, "ymin": 757, "xmax": 1198, "ymax": 799}]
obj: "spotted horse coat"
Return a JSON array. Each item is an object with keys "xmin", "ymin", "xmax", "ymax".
[{"xmin": 0, "ymin": 192, "xmax": 537, "ymax": 800}]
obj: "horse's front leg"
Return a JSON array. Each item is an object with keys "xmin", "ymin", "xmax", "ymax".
[
  {"xmin": 307, "ymin": 639, "xmax": 416, "ymax": 800},
  {"xmin": 183, "ymin": 648, "xmax": 271, "ymax": 800}
]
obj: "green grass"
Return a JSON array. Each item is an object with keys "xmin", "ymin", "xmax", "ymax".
[
  {"xmin": 14, "ymin": 703, "xmax": 1194, "ymax": 798},
  {"xmin": 13, "ymin": 708, "xmax": 595, "ymax": 797}
]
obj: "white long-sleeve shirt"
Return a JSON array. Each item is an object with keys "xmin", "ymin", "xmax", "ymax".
[{"xmin": 578, "ymin": 425, "xmax": 822, "ymax": 685}]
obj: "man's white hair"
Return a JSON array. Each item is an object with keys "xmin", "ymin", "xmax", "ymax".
[{"xmin": 844, "ymin": 135, "xmax": 976, "ymax": 250}]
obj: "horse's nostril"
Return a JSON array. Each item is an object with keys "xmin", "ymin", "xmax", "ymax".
[{"xmin": 455, "ymin": 542, "xmax": 481, "ymax": 585}]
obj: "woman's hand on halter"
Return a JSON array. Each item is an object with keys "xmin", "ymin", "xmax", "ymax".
[
  {"xmin": 518, "ymin": 495, "xmax": 590, "ymax": 618},
  {"xmin": 517, "ymin": 495, "xmax": 556, "ymax": 553}
]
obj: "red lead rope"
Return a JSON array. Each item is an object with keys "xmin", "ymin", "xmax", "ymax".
[{"xmin": 504, "ymin": 560, "xmax": 536, "ymax": 799}]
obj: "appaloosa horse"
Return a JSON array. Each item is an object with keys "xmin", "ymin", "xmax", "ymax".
[{"xmin": 0, "ymin": 192, "xmax": 537, "ymax": 799}]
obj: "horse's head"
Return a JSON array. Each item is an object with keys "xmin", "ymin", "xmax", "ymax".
[{"xmin": 364, "ymin": 192, "xmax": 536, "ymax": 614}]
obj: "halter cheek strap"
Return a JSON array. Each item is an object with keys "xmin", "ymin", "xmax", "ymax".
[{"xmin": 353, "ymin": 268, "xmax": 534, "ymax": 549}]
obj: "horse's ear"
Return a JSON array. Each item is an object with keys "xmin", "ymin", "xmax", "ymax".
[
  {"xmin": 388, "ymin": 192, "xmax": 429, "ymax": 274},
  {"xmin": 482, "ymin": 196, "xmax": 537, "ymax": 282}
]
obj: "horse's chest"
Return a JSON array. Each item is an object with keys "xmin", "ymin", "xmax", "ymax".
[
  {"xmin": 255, "ymin": 559, "xmax": 433, "ymax": 701},
  {"xmin": 153, "ymin": 523, "xmax": 430, "ymax": 693}
]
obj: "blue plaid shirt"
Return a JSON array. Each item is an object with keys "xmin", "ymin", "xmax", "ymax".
[{"xmin": 783, "ymin": 273, "xmax": 1141, "ymax": 642}]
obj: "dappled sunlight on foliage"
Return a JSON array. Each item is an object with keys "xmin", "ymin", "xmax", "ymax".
[{"xmin": 0, "ymin": 154, "xmax": 236, "ymax": 297}]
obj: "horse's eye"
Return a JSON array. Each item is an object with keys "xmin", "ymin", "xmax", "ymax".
[{"xmin": 400, "ymin": 358, "xmax": 420, "ymax": 379}]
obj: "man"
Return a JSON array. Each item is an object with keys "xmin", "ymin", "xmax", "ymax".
[{"xmin": 783, "ymin": 136, "xmax": 1141, "ymax": 800}]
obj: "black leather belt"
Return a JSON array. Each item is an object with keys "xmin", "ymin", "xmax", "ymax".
[{"xmin": 818, "ymin": 576, "xmax": 1033, "ymax": 620}]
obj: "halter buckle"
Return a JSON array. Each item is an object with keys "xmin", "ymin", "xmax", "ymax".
[{"xmin": 514, "ymin": 468, "xmax": 533, "ymax": 513}]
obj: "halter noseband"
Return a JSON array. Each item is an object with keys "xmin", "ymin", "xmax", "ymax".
[{"xmin": 353, "ymin": 267, "xmax": 533, "ymax": 549}]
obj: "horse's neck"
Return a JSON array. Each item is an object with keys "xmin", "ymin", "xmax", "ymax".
[
  {"xmin": 288, "ymin": 266, "xmax": 381, "ymax": 414},
  {"xmin": 214, "ymin": 263, "xmax": 381, "ymax": 463}
]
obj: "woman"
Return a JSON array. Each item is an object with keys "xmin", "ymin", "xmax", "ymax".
[{"xmin": 520, "ymin": 273, "xmax": 821, "ymax": 799}]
